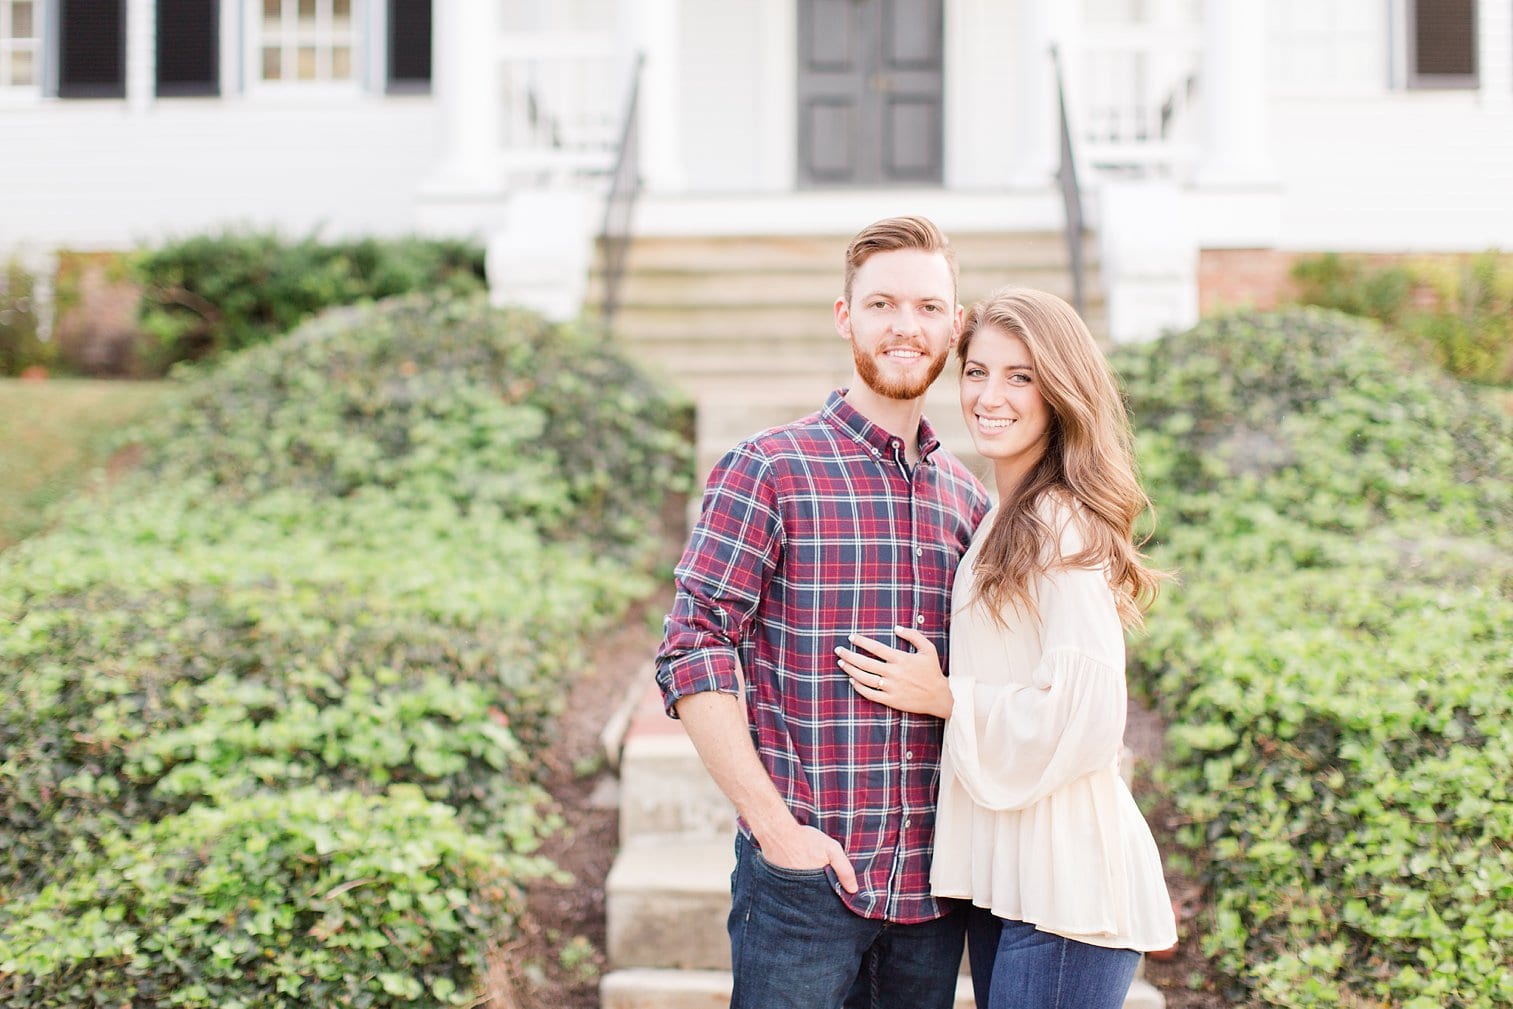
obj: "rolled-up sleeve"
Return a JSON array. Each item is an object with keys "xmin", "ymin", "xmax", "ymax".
[{"xmin": 655, "ymin": 444, "xmax": 784, "ymax": 716}]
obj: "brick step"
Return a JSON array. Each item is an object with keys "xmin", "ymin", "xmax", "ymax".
[{"xmin": 601, "ymin": 968, "xmax": 1164, "ymax": 1009}]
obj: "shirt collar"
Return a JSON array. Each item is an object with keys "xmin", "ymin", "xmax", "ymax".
[{"xmin": 821, "ymin": 389, "xmax": 943, "ymax": 463}]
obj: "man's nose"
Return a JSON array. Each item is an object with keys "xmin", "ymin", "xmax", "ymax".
[{"xmin": 893, "ymin": 306, "xmax": 923, "ymax": 334}]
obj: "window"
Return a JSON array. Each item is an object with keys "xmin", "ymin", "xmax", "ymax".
[
  {"xmin": 258, "ymin": 0, "xmax": 357, "ymax": 84},
  {"xmin": 1409, "ymin": 0, "xmax": 1477, "ymax": 88},
  {"xmin": 158, "ymin": 0, "xmax": 220, "ymax": 96},
  {"xmin": 0, "ymin": 0, "xmax": 39, "ymax": 89},
  {"xmin": 59, "ymin": 0, "xmax": 126, "ymax": 97},
  {"xmin": 387, "ymin": 0, "xmax": 429, "ymax": 92}
]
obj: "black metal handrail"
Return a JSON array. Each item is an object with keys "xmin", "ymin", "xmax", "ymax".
[
  {"xmin": 598, "ymin": 52, "xmax": 645, "ymax": 331},
  {"xmin": 1049, "ymin": 44, "xmax": 1085, "ymax": 317}
]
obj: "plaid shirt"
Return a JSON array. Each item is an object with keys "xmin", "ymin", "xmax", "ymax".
[{"xmin": 656, "ymin": 390, "xmax": 989, "ymax": 923}]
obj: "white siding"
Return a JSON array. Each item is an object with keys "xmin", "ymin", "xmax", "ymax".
[
  {"xmin": 1271, "ymin": 92, "xmax": 1513, "ymax": 250},
  {"xmin": 0, "ymin": 97, "xmax": 441, "ymax": 252}
]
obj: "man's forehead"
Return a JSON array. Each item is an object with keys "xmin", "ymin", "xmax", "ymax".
[{"xmin": 853, "ymin": 250, "xmax": 955, "ymax": 298}]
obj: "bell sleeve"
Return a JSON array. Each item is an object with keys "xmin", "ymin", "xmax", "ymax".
[{"xmin": 944, "ymin": 517, "xmax": 1128, "ymax": 812}]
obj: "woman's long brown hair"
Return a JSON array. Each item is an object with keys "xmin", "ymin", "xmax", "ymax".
[{"xmin": 959, "ymin": 288, "xmax": 1166, "ymax": 630}]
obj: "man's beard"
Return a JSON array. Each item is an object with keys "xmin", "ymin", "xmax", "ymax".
[{"xmin": 852, "ymin": 342, "xmax": 949, "ymax": 401}]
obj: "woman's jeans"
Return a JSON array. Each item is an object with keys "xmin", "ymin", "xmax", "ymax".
[
  {"xmin": 728, "ymin": 833, "xmax": 966, "ymax": 1009},
  {"xmin": 964, "ymin": 904, "xmax": 1141, "ymax": 1009}
]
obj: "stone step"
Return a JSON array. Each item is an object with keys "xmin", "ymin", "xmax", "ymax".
[
  {"xmin": 606, "ymin": 839, "xmax": 735, "ymax": 970},
  {"xmin": 602, "ymin": 967, "xmax": 1164, "ymax": 1009}
]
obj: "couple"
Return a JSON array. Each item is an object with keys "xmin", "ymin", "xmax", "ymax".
[{"xmin": 654, "ymin": 216, "xmax": 1177, "ymax": 1009}]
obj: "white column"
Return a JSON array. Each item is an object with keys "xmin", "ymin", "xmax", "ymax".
[
  {"xmin": 621, "ymin": 0, "xmax": 683, "ymax": 194},
  {"xmin": 1194, "ymin": 0, "xmax": 1274, "ymax": 186},
  {"xmin": 428, "ymin": 0, "xmax": 500, "ymax": 193},
  {"xmin": 125, "ymin": 0, "xmax": 153, "ymax": 113},
  {"xmin": 1007, "ymin": 0, "xmax": 1077, "ymax": 188}
]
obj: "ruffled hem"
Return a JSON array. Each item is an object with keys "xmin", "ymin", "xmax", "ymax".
[{"xmin": 930, "ymin": 766, "xmax": 1177, "ymax": 953}]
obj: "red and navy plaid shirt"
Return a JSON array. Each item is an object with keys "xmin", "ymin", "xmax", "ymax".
[{"xmin": 656, "ymin": 390, "xmax": 989, "ymax": 923}]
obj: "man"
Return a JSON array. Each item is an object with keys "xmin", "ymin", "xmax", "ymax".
[{"xmin": 655, "ymin": 216, "xmax": 991, "ymax": 1009}]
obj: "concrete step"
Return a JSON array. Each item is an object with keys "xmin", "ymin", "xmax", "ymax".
[
  {"xmin": 614, "ymin": 265, "xmax": 1083, "ymax": 310},
  {"xmin": 619, "ymin": 732, "xmax": 736, "ymax": 846},
  {"xmin": 611, "ymin": 231, "xmax": 1097, "ymax": 274},
  {"xmin": 602, "ymin": 967, "xmax": 1164, "ymax": 1009},
  {"xmin": 606, "ymin": 839, "xmax": 734, "ymax": 970}
]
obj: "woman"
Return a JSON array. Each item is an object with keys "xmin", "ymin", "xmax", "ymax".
[{"xmin": 835, "ymin": 287, "xmax": 1177, "ymax": 1009}]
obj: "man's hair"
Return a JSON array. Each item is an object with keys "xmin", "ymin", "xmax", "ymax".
[{"xmin": 843, "ymin": 215, "xmax": 958, "ymax": 303}]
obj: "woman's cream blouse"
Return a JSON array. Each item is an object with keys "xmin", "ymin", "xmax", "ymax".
[{"xmin": 930, "ymin": 503, "xmax": 1177, "ymax": 952}]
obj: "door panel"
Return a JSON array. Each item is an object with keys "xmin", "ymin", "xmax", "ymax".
[{"xmin": 797, "ymin": 0, "xmax": 943, "ymax": 188}]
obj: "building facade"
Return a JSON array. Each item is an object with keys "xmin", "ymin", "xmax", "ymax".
[{"xmin": 2, "ymin": 0, "xmax": 1510, "ymax": 338}]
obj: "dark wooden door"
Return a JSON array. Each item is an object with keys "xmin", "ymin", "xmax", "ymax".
[{"xmin": 796, "ymin": 0, "xmax": 945, "ymax": 188}]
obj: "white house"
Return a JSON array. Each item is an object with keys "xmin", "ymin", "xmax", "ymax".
[{"xmin": 2, "ymin": 0, "xmax": 1511, "ymax": 340}]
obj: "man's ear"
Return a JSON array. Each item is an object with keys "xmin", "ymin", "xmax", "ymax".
[
  {"xmin": 952, "ymin": 303, "xmax": 965, "ymax": 344},
  {"xmin": 834, "ymin": 296, "xmax": 851, "ymax": 341}
]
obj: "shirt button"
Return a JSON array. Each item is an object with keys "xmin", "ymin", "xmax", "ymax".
[
  {"xmin": 904, "ymin": 818, "xmax": 912, "ymax": 829},
  {"xmin": 905, "ymin": 750, "xmax": 914, "ymax": 760},
  {"xmin": 914, "ymin": 546, "xmax": 923, "ymax": 557},
  {"xmin": 915, "ymin": 614, "xmax": 925, "ymax": 625}
]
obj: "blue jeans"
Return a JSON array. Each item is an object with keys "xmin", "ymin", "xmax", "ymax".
[
  {"xmin": 964, "ymin": 905, "xmax": 1141, "ymax": 1009},
  {"xmin": 728, "ymin": 833, "xmax": 966, "ymax": 1009}
]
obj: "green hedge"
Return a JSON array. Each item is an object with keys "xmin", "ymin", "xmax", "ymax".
[
  {"xmin": 131, "ymin": 231, "xmax": 487, "ymax": 372},
  {"xmin": 0, "ymin": 294, "xmax": 692, "ymax": 1007},
  {"xmin": 1113, "ymin": 309, "xmax": 1512, "ymax": 1007}
]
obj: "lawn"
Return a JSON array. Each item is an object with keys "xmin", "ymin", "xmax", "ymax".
[{"xmin": 0, "ymin": 378, "xmax": 172, "ymax": 549}]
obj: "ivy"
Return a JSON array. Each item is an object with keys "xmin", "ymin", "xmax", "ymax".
[{"xmin": 1113, "ymin": 309, "xmax": 1512, "ymax": 1006}]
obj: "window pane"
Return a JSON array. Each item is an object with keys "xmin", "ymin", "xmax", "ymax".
[
  {"xmin": 14, "ymin": 2, "xmax": 34, "ymax": 38},
  {"xmin": 263, "ymin": 0, "xmax": 280, "ymax": 21},
  {"xmin": 262, "ymin": 46, "xmax": 281, "ymax": 78},
  {"xmin": 333, "ymin": 0, "xmax": 351, "ymax": 22},
  {"xmin": 331, "ymin": 44, "xmax": 350, "ymax": 78},
  {"xmin": 297, "ymin": 45, "xmax": 316, "ymax": 78},
  {"xmin": 13, "ymin": 48, "xmax": 32, "ymax": 84},
  {"xmin": 298, "ymin": 0, "xmax": 316, "ymax": 23}
]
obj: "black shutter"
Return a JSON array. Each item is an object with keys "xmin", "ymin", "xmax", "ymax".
[
  {"xmin": 1412, "ymin": 0, "xmax": 1478, "ymax": 85},
  {"xmin": 388, "ymin": 0, "xmax": 431, "ymax": 92},
  {"xmin": 157, "ymin": 0, "xmax": 219, "ymax": 96},
  {"xmin": 59, "ymin": 0, "xmax": 126, "ymax": 98}
]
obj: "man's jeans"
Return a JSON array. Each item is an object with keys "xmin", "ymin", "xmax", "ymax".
[
  {"xmin": 964, "ymin": 904, "xmax": 1140, "ymax": 1009},
  {"xmin": 728, "ymin": 833, "xmax": 965, "ymax": 1009}
]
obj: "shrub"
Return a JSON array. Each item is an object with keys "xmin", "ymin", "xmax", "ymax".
[
  {"xmin": 1289, "ymin": 251, "xmax": 1513, "ymax": 385},
  {"xmin": 0, "ymin": 294, "xmax": 692, "ymax": 1004},
  {"xmin": 131, "ymin": 231, "xmax": 486, "ymax": 372},
  {"xmin": 136, "ymin": 295, "xmax": 689, "ymax": 548},
  {"xmin": 1112, "ymin": 309, "xmax": 1513, "ymax": 1007},
  {"xmin": 0, "ymin": 787, "xmax": 539, "ymax": 1009},
  {"xmin": 0, "ymin": 261, "xmax": 52, "ymax": 377}
]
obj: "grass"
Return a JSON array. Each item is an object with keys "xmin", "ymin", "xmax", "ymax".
[{"xmin": 0, "ymin": 378, "xmax": 172, "ymax": 549}]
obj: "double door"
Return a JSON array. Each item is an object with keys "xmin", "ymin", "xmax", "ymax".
[{"xmin": 796, "ymin": 0, "xmax": 945, "ymax": 187}]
